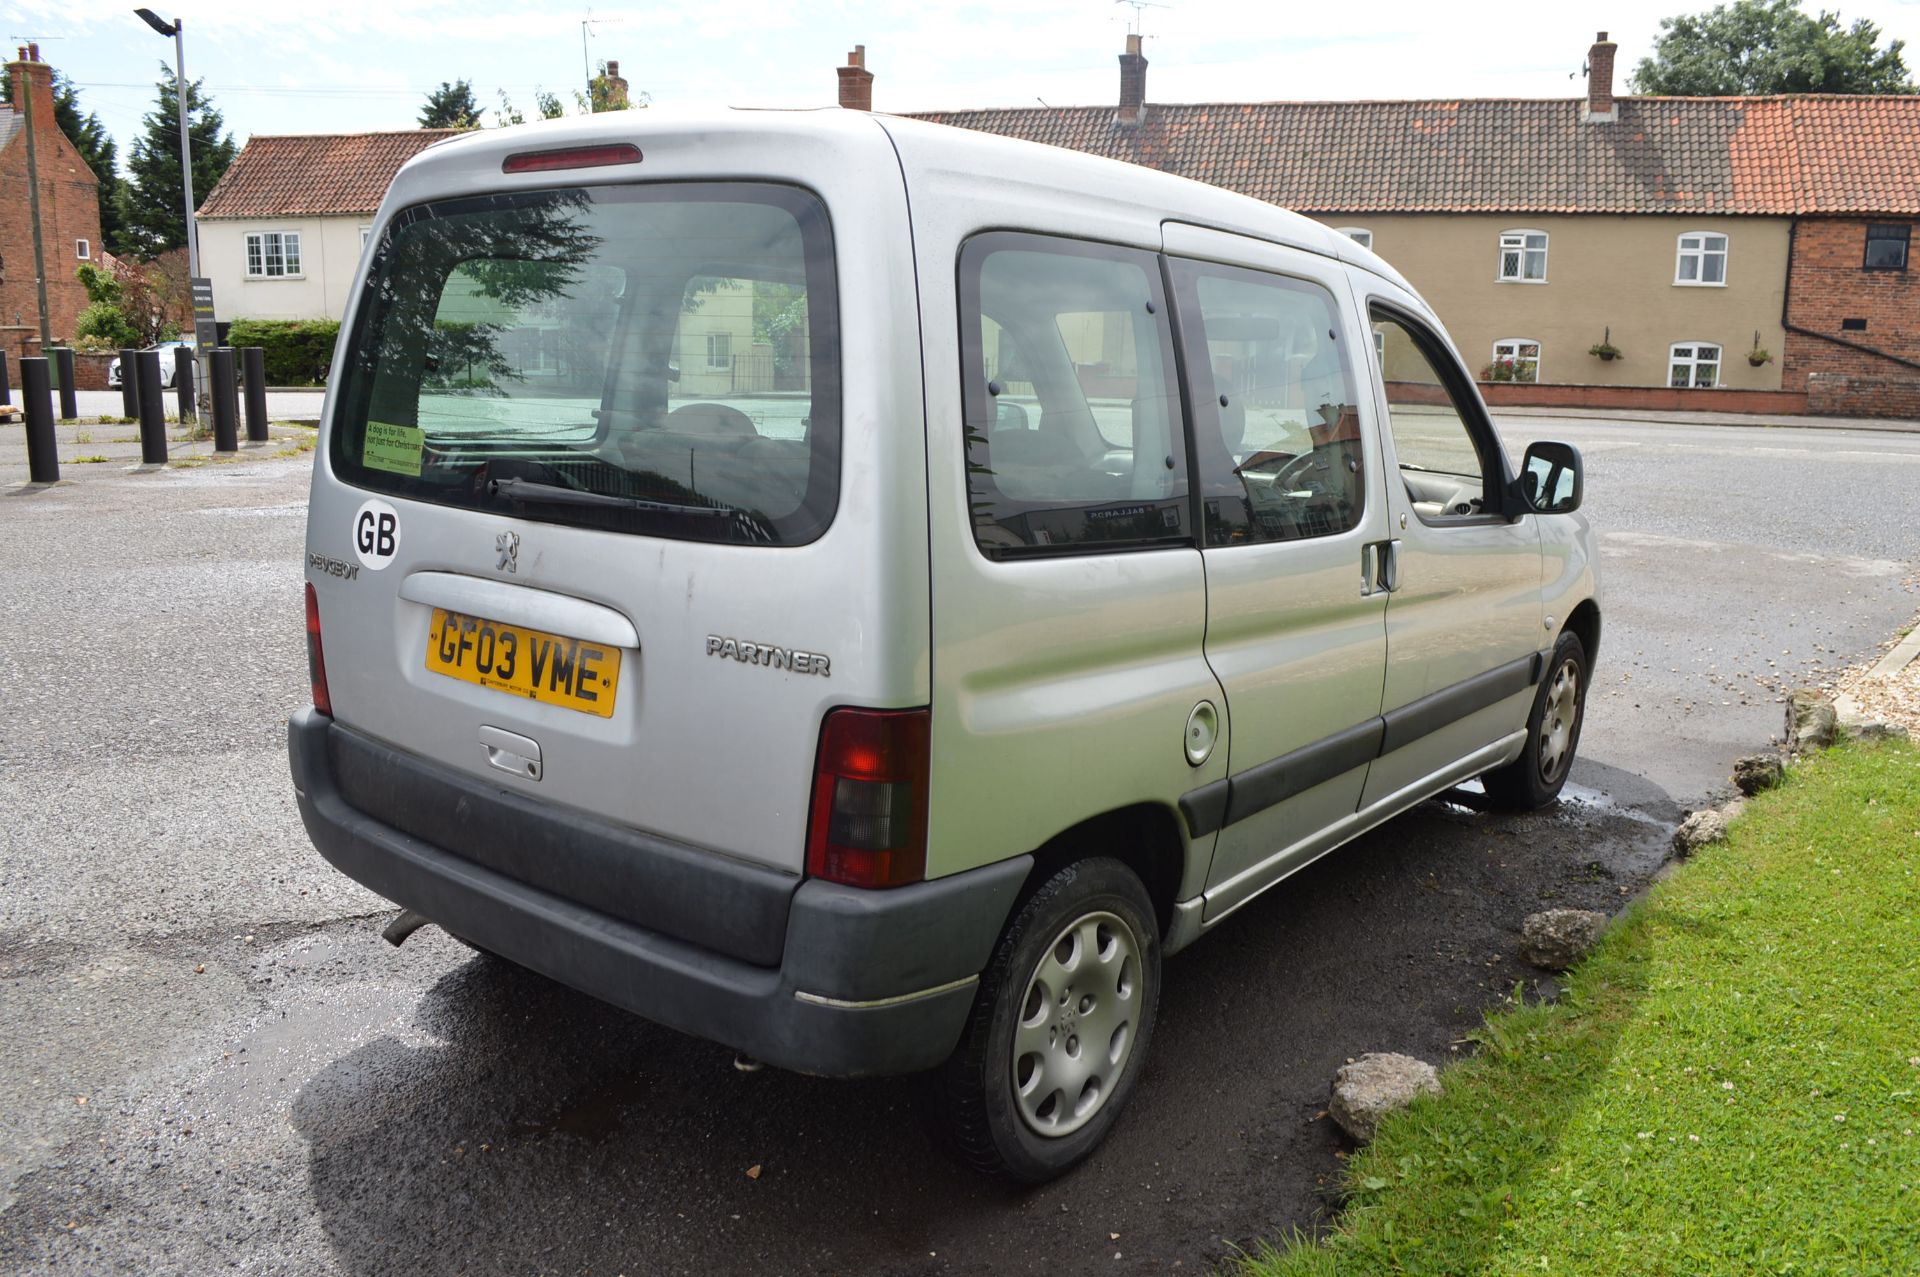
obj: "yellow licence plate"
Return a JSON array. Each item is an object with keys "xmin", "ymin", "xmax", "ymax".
[{"xmin": 425, "ymin": 608, "xmax": 622, "ymax": 718}]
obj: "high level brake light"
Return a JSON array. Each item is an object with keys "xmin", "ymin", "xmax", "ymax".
[
  {"xmin": 805, "ymin": 708, "xmax": 932, "ymax": 889},
  {"xmin": 305, "ymin": 582, "xmax": 332, "ymax": 716},
  {"xmin": 501, "ymin": 143, "xmax": 643, "ymax": 174}
]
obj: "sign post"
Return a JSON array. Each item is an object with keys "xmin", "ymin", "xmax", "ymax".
[{"xmin": 191, "ymin": 276, "xmax": 218, "ymax": 412}]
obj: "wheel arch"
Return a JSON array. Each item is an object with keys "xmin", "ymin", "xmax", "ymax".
[
  {"xmin": 1562, "ymin": 598, "xmax": 1601, "ymax": 671},
  {"xmin": 1020, "ymin": 802, "xmax": 1188, "ymax": 943}
]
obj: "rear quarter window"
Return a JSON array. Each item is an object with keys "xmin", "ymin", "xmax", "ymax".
[{"xmin": 957, "ymin": 232, "xmax": 1190, "ymax": 560}]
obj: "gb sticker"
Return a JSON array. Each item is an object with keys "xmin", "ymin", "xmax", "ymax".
[{"xmin": 352, "ymin": 498, "xmax": 402, "ymax": 571}]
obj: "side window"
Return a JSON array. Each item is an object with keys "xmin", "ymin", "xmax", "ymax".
[
  {"xmin": 1371, "ymin": 310, "xmax": 1500, "ymax": 522},
  {"xmin": 958, "ymin": 233, "xmax": 1188, "ymax": 559},
  {"xmin": 1169, "ymin": 258, "xmax": 1365, "ymax": 546}
]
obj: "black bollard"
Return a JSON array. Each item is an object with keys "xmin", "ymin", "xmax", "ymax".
[
  {"xmin": 174, "ymin": 346, "xmax": 196, "ymax": 425},
  {"xmin": 136, "ymin": 349, "xmax": 168, "ymax": 465},
  {"xmin": 241, "ymin": 346, "xmax": 269, "ymax": 444},
  {"xmin": 1, "ymin": 350, "xmax": 10, "ymax": 406},
  {"xmin": 118, "ymin": 346, "xmax": 141, "ymax": 419},
  {"xmin": 52, "ymin": 347, "xmax": 78, "ymax": 420},
  {"xmin": 210, "ymin": 348, "xmax": 239, "ymax": 453},
  {"xmin": 22, "ymin": 357, "xmax": 59, "ymax": 484}
]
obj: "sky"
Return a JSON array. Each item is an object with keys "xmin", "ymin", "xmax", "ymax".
[{"xmin": 10, "ymin": 0, "xmax": 1920, "ymax": 165}]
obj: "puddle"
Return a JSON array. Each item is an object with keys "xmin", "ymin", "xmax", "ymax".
[{"xmin": 1557, "ymin": 780, "xmax": 1675, "ymax": 830}]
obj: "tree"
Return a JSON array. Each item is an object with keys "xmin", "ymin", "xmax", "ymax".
[
  {"xmin": 1632, "ymin": 0, "xmax": 1915, "ymax": 95},
  {"xmin": 419, "ymin": 80, "xmax": 481, "ymax": 130},
  {"xmin": 1, "ymin": 70, "xmax": 130, "ymax": 254},
  {"xmin": 123, "ymin": 63, "xmax": 237, "ymax": 258},
  {"xmin": 490, "ymin": 88, "xmax": 566, "ymax": 127}
]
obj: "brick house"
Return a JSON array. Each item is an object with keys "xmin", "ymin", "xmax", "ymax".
[
  {"xmin": 838, "ymin": 36, "xmax": 1920, "ymax": 418},
  {"xmin": 195, "ymin": 129, "xmax": 460, "ymax": 323},
  {"xmin": 1, "ymin": 45, "xmax": 104, "ymax": 365}
]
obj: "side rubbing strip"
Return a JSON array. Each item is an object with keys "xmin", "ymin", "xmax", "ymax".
[
  {"xmin": 1224, "ymin": 718, "xmax": 1384, "ymax": 827},
  {"xmin": 1379, "ymin": 654, "xmax": 1539, "ymax": 756},
  {"xmin": 1175, "ymin": 651, "xmax": 1550, "ymax": 837},
  {"xmin": 1180, "ymin": 779, "xmax": 1232, "ymax": 838}
]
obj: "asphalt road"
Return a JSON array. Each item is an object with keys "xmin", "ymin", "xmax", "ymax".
[{"xmin": 1, "ymin": 416, "xmax": 1916, "ymax": 1274}]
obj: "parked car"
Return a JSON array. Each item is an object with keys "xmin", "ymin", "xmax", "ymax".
[
  {"xmin": 106, "ymin": 340, "xmax": 195, "ymax": 389},
  {"xmin": 290, "ymin": 111, "xmax": 1598, "ymax": 1183}
]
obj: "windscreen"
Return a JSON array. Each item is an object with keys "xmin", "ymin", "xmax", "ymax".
[{"xmin": 330, "ymin": 182, "xmax": 840, "ymax": 545}]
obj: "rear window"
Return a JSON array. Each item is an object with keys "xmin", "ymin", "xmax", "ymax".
[{"xmin": 330, "ymin": 182, "xmax": 839, "ymax": 545}]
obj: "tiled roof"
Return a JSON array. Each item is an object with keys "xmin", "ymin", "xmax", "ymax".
[
  {"xmin": 0, "ymin": 112, "xmax": 22, "ymax": 155},
  {"xmin": 909, "ymin": 96, "xmax": 1920, "ymax": 216},
  {"xmin": 197, "ymin": 130, "xmax": 462, "ymax": 219}
]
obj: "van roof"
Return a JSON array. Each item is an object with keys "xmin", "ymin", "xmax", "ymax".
[{"xmin": 380, "ymin": 107, "xmax": 1412, "ymax": 293}]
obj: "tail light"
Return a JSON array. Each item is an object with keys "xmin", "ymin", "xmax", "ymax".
[
  {"xmin": 305, "ymin": 582, "xmax": 333, "ymax": 716},
  {"xmin": 806, "ymin": 707, "xmax": 931, "ymax": 889}
]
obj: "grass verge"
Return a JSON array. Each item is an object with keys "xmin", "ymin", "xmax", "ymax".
[{"xmin": 1240, "ymin": 739, "xmax": 1920, "ymax": 1276}]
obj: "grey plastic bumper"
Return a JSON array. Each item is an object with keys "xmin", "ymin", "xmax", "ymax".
[{"xmin": 287, "ymin": 708, "xmax": 1031, "ymax": 1077}]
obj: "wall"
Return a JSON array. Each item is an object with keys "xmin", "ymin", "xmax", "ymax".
[
  {"xmin": 1780, "ymin": 217, "xmax": 1920, "ymax": 416},
  {"xmin": 1312, "ymin": 212, "xmax": 1792, "ymax": 392},
  {"xmin": 1805, "ymin": 372, "xmax": 1920, "ymax": 418},
  {"xmin": 0, "ymin": 62, "xmax": 105, "ymax": 361},
  {"xmin": 198, "ymin": 215, "xmax": 373, "ymax": 323}
]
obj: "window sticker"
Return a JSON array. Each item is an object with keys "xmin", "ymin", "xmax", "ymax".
[{"xmin": 363, "ymin": 421, "xmax": 425, "ymax": 476}]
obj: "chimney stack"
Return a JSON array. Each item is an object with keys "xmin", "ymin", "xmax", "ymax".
[
  {"xmin": 7, "ymin": 43, "xmax": 56, "ymax": 128},
  {"xmin": 1116, "ymin": 33, "xmax": 1148, "ymax": 125},
  {"xmin": 601, "ymin": 59, "xmax": 630, "ymax": 110},
  {"xmin": 837, "ymin": 45, "xmax": 873, "ymax": 112},
  {"xmin": 1585, "ymin": 31, "xmax": 1617, "ymax": 122}
]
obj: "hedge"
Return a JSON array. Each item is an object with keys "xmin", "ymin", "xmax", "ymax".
[{"xmin": 226, "ymin": 319, "xmax": 342, "ymax": 387}]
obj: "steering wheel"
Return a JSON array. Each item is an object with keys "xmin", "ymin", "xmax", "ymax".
[{"xmin": 1269, "ymin": 450, "xmax": 1329, "ymax": 495}]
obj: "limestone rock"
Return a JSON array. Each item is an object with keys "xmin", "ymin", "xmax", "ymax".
[
  {"xmin": 1673, "ymin": 808, "xmax": 1729, "ymax": 856},
  {"xmin": 1521, "ymin": 908, "xmax": 1609, "ymax": 971},
  {"xmin": 1330, "ymin": 1053, "xmax": 1441, "ymax": 1143},
  {"xmin": 1784, "ymin": 689, "xmax": 1840, "ymax": 754},
  {"xmin": 1732, "ymin": 753, "xmax": 1783, "ymax": 796}
]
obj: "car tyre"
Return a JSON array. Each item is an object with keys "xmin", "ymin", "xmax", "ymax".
[
  {"xmin": 1482, "ymin": 631, "xmax": 1588, "ymax": 810},
  {"xmin": 929, "ymin": 857, "xmax": 1160, "ymax": 1184}
]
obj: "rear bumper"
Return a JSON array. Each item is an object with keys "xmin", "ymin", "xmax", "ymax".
[{"xmin": 288, "ymin": 708, "xmax": 1031, "ymax": 1076}]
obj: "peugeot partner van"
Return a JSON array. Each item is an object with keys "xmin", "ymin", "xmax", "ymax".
[{"xmin": 289, "ymin": 108, "xmax": 1598, "ymax": 1182}]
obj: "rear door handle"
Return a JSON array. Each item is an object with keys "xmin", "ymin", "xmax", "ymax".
[{"xmin": 1380, "ymin": 539, "xmax": 1401, "ymax": 593}]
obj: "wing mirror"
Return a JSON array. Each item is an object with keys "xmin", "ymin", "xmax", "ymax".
[{"xmin": 1516, "ymin": 441, "xmax": 1583, "ymax": 515}]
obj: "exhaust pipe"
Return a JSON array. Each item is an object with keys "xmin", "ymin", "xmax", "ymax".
[{"xmin": 381, "ymin": 909, "xmax": 432, "ymax": 947}]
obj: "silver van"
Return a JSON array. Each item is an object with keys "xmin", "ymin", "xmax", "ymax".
[{"xmin": 290, "ymin": 109, "xmax": 1598, "ymax": 1182}]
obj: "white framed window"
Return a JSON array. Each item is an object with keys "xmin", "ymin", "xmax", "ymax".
[
  {"xmin": 359, "ymin": 225, "xmax": 372, "ymax": 248},
  {"xmin": 1498, "ymin": 229, "xmax": 1548, "ymax": 282},
  {"xmin": 1675, "ymin": 231, "xmax": 1728, "ymax": 285},
  {"xmin": 1372, "ymin": 328, "xmax": 1386, "ymax": 363},
  {"xmin": 1491, "ymin": 337, "xmax": 1541, "ymax": 383},
  {"xmin": 705, "ymin": 331, "xmax": 732, "ymax": 369},
  {"xmin": 1335, "ymin": 227, "xmax": 1373, "ymax": 249},
  {"xmin": 1669, "ymin": 342, "xmax": 1721, "ymax": 388},
  {"xmin": 244, "ymin": 230, "xmax": 303, "ymax": 278},
  {"xmin": 75, "ymin": 238, "xmax": 90, "ymax": 260}
]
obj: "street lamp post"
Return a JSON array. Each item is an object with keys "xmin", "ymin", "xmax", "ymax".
[{"xmin": 134, "ymin": 8, "xmax": 206, "ymax": 410}]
